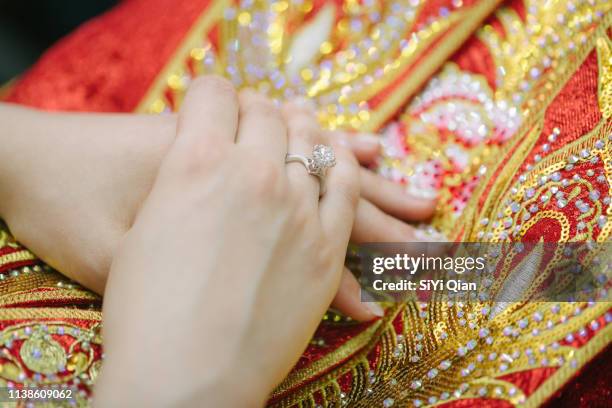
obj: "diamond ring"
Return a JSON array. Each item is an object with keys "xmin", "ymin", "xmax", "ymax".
[{"xmin": 285, "ymin": 144, "xmax": 336, "ymax": 194}]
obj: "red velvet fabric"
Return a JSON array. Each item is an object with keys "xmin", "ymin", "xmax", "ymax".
[{"xmin": 6, "ymin": 0, "xmax": 213, "ymax": 112}]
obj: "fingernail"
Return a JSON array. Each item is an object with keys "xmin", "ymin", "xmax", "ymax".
[
  {"xmin": 414, "ymin": 227, "xmax": 447, "ymax": 242},
  {"xmin": 366, "ymin": 302, "xmax": 385, "ymax": 317},
  {"xmin": 362, "ymin": 291, "xmax": 385, "ymax": 317},
  {"xmin": 406, "ymin": 184, "xmax": 438, "ymax": 200},
  {"xmin": 354, "ymin": 133, "xmax": 381, "ymax": 149}
]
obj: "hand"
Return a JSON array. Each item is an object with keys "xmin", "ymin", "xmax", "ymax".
[
  {"xmin": 94, "ymin": 77, "xmax": 360, "ymax": 407},
  {"xmin": 0, "ymin": 77, "xmax": 437, "ymax": 320},
  {"xmin": 0, "ymin": 104, "xmax": 175, "ymax": 292},
  {"xmin": 280, "ymin": 101, "xmax": 439, "ymax": 320}
]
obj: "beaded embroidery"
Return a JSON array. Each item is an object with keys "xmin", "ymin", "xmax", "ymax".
[{"xmin": 0, "ymin": 1, "xmax": 610, "ymax": 406}]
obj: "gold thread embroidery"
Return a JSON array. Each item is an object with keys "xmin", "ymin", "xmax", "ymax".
[{"xmin": 0, "ymin": 250, "xmax": 36, "ymax": 267}]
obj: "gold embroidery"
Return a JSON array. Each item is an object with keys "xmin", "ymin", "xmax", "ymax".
[
  {"xmin": 272, "ymin": 320, "xmax": 382, "ymax": 398},
  {"xmin": 386, "ymin": 4, "xmax": 612, "ymax": 240},
  {"xmin": 0, "ymin": 321, "xmax": 100, "ymax": 407},
  {"xmin": 20, "ymin": 329, "xmax": 67, "ymax": 375},
  {"xmin": 0, "ymin": 288, "xmax": 98, "ymax": 307},
  {"xmin": 366, "ymin": 0, "xmax": 502, "ymax": 132},
  {"xmin": 597, "ymin": 36, "xmax": 612, "ymax": 118},
  {"xmin": 135, "ymin": 0, "xmax": 230, "ymax": 113},
  {"xmin": 0, "ymin": 250, "xmax": 36, "ymax": 267},
  {"xmin": 523, "ymin": 321, "xmax": 612, "ymax": 408},
  {"xmin": 136, "ymin": 0, "xmax": 502, "ymax": 132},
  {"xmin": 305, "ymin": 3, "xmax": 612, "ymax": 407},
  {"xmin": 0, "ymin": 1, "xmax": 608, "ymax": 406},
  {"xmin": 0, "ymin": 308, "xmax": 101, "ymax": 322}
]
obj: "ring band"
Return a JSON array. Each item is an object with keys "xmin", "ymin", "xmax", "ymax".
[{"xmin": 285, "ymin": 144, "xmax": 336, "ymax": 195}]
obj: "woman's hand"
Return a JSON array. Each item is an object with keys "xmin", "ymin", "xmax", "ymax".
[
  {"xmin": 0, "ymin": 103, "xmax": 176, "ymax": 292},
  {"xmin": 0, "ymin": 76, "xmax": 439, "ymax": 320},
  {"xmin": 94, "ymin": 77, "xmax": 360, "ymax": 407}
]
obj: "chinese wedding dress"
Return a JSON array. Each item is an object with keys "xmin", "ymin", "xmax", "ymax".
[{"xmin": 1, "ymin": 0, "xmax": 611, "ymax": 406}]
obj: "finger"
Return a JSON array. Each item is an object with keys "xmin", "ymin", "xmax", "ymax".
[
  {"xmin": 176, "ymin": 75, "xmax": 239, "ymax": 146},
  {"xmin": 351, "ymin": 198, "xmax": 442, "ymax": 243},
  {"xmin": 283, "ymin": 101, "xmax": 327, "ymax": 202},
  {"xmin": 326, "ymin": 131, "xmax": 380, "ymax": 164},
  {"xmin": 360, "ymin": 168, "xmax": 437, "ymax": 221},
  {"xmin": 331, "ymin": 267, "xmax": 384, "ymax": 321},
  {"xmin": 352, "ymin": 199, "xmax": 449, "ymax": 260},
  {"xmin": 318, "ymin": 142, "xmax": 360, "ymax": 249},
  {"xmin": 236, "ymin": 89, "xmax": 287, "ymax": 162}
]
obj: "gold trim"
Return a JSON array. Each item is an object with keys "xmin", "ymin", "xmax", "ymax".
[
  {"xmin": 364, "ymin": 0, "xmax": 502, "ymax": 132},
  {"xmin": 272, "ymin": 320, "xmax": 382, "ymax": 398},
  {"xmin": 134, "ymin": 0, "xmax": 501, "ymax": 128},
  {"xmin": 335, "ymin": 10, "xmax": 462, "ymax": 107},
  {"xmin": 452, "ymin": 12, "xmax": 612, "ymax": 240},
  {"xmin": 0, "ymin": 250, "xmax": 36, "ymax": 267},
  {"xmin": 0, "ymin": 288, "xmax": 99, "ymax": 307},
  {"xmin": 597, "ymin": 35, "xmax": 612, "ymax": 118},
  {"xmin": 0, "ymin": 307, "xmax": 101, "ymax": 321},
  {"xmin": 523, "ymin": 320, "xmax": 612, "ymax": 408},
  {"xmin": 270, "ymin": 305, "xmax": 405, "ymax": 407},
  {"xmin": 134, "ymin": 0, "xmax": 229, "ymax": 113}
]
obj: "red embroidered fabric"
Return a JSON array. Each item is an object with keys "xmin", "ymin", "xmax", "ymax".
[
  {"xmin": 1, "ymin": 0, "xmax": 610, "ymax": 406},
  {"xmin": 6, "ymin": 0, "xmax": 211, "ymax": 112}
]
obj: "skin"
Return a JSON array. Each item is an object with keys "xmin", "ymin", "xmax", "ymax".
[
  {"xmin": 95, "ymin": 76, "xmax": 361, "ymax": 407},
  {"xmin": 0, "ymin": 77, "xmax": 437, "ymax": 320}
]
